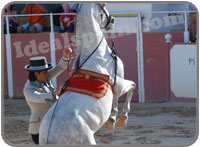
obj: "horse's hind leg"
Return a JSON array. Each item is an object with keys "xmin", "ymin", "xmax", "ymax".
[
  {"xmin": 116, "ymin": 81, "xmax": 136, "ymax": 128},
  {"xmin": 105, "ymin": 96, "xmax": 118, "ymax": 131}
]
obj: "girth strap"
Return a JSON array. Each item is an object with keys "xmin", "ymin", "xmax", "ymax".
[{"xmin": 61, "ymin": 69, "xmax": 112, "ymax": 98}]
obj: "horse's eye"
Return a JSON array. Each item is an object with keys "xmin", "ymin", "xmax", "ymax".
[{"xmin": 102, "ymin": 3, "xmax": 106, "ymax": 7}]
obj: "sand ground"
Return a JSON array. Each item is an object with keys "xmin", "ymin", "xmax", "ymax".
[{"xmin": 2, "ymin": 99, "xmax": 197, "ymax": 146}]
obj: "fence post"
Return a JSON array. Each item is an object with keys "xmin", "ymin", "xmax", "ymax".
[
  {"xmin": 49, "ymin": 13, "xmax": 57, "ymax": 87},
  {"xmin": 184, "ymin": 11, "xmax": 190, "ymax": 42},
  {"xmin": 137, "ymin": 13, "xmax": 145, "ymax": 103},
  {"xmin": 5, "ymin": 16, "xmax": 14, "ymax": 98}
]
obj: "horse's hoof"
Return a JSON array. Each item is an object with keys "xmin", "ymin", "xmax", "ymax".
[
  {"xmin": 105, "ymin": 118, "xmax": 116, "ymax": 131},
  {"xmin": 116, "ymin": 115, "xmax": 128, "ymax": 128}
]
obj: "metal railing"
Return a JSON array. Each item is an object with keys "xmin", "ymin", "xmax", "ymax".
[
  {"xmin": 4, "ymin": 10, "xmax": 196, "ymax": 34},
  {"xmin": 4, "ymin": 13, "xmax": 76, "ymax": 34}
]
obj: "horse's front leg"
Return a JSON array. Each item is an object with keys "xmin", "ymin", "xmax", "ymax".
[
  {"xmin": 105, "ymin": 96, "xmax": 118, "ymax": 131},
  {"xmin": 116, "ymin": 81, "xmax": 136, "ymax": 128}
]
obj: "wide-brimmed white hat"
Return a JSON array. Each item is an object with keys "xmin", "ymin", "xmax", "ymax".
[{"xmin": 25, "ymin": 56, "xmax": 53, "ymax": 71}]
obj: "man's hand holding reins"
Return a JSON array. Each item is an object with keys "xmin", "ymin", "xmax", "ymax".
[{"xmin": 63, "ymin": 47, "xmax": 72, "ymax": 59}]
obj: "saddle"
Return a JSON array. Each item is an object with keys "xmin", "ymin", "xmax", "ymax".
[{"xmin": 61, "ymin": 69, "xmax": 112, "ymax": 98}]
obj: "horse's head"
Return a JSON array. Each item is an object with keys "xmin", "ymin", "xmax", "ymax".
[
  {"xmin": 97, "ymin": 3, "xmax": 114, "ymax": 31},
  {"xmin": 74, "ymin": 3, "xmax": 115, "ymax": 53}
]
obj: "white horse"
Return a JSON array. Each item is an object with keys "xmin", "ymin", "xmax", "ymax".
[{"xmin": 39, "ymin": 3, "xmax": 136, "ymax": 144}]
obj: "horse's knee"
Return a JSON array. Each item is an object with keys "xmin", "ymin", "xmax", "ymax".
[{"xmin": 132, "ymin": 82, "xmax": 136, "ymax": 90}]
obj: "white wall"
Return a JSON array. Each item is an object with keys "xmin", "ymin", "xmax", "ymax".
[
  {"xmin": 106, "ymin": 3, "xmax": 193, "ymax": 32},
  {"xmin": 106, "ymin": 3, "xmax": 152, "ymax": 33},
  {"xmin": 108, "ymin": 17, "xmax": 138, "ymax": 33},
  {"xmin": 170, "ymin": 44, "xmax": 197, "ymax": 98},
  {"xmin": 106, "ymin": 3, "xmax": 152, "ymax": 13}
]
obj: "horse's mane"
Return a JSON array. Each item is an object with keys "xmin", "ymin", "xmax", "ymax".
[{"xmin": 75, "ymin": 3, "xmax": 103, "ymax": 54}]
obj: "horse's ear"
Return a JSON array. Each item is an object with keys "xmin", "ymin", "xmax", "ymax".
[{"xmin": 100, "ymin": 3, "xmax": 106, "ymax": 7}]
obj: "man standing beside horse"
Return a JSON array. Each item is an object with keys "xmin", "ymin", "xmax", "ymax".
[{"xmin": 23, "ymin": 47, "xmax": 72, "ymax": 144}]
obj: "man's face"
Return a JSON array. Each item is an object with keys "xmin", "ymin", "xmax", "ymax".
[
  {"xmin": 63, "ymin": 4, "xmax": 69, "ymax": 11},
  {"xmin": 35, "ymin": 70, "xmax": 49, "ymax": 83}
]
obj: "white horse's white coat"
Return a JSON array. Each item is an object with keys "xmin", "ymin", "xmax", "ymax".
[{"xmin": 39, "ymin": 3, "xmax": 135, "ymax": 144}]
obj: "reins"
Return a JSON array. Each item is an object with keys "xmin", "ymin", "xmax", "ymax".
[
  {"xmin": 61, "ymin": 35, "xmax": 104, "ymax": 94},
  {"xmin": 110, "ymin": 39, "xmax": 118, "ymax": 86}
]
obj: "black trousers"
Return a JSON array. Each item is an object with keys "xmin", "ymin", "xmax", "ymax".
[{"xmin": 31, "ymin": 134, "xmax": 39, "ymax": 144}]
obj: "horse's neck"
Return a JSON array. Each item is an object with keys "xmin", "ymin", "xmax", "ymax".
[
  {"xmin": 75, "ymin": 3, "xmax": 103, "ymax": 54},
  {"xmin": 73, "ymin": 3, "xmax": 114, "ymax": 78}
]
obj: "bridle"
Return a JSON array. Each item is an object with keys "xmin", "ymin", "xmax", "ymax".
[
  {"xmin": 76, "ymin": 3, "xmax": 114, "ymax": 30},
  {"xmin": 98, "ymin": 3, "xmax": 114, "ymax": 31}
]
